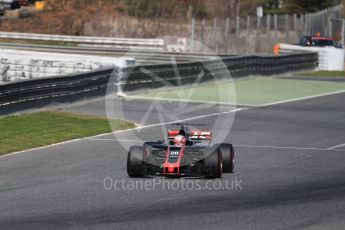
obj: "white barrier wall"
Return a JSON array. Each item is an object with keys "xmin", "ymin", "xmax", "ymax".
[
  {"xmin": 0, "ymin": 32, "xmax": 165, "ymax": 51},
  {"xmin": 278, "ymin": 44, "xmax": 345, "ymax": 71},
  {"xmin": 0, "ymin": 0, "xmax": 12, "ymax": 9},
  {"xmin": 0, "ymin": 49, "xmax": 135, "ymax": 84}
]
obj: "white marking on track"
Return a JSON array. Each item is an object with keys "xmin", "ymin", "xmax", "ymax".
[
  {"xmin": 3, "ymin": 89, "xmax": 345, "ymax": 159},
  {"xmin": 125, "ymin": 95, "xmax": 253, "ymax": 107},
  {"xmin": 0, "ymin": 108, "xmax": 245, "ymax": 159},
  {"xmin": 235, "ymin": 144, "xmax": 345, "ymax": 152},
  {"xmin": 261, "ymin": 89, "xmax": 345, "ymax": 107},
  {"xmin": 91, "ymin": 139, "xmax": 145, "ymax": 142},
  {"xmin": 127, "ymin": 89, "xmax": 345, "ymax": 108},
  {"xmin": 87, "ymin": 141, "xmax": 345, "ymax": 152},
  {"xmin": 327, "ymin": 142, "xmax": 345, "ymax": 150}
]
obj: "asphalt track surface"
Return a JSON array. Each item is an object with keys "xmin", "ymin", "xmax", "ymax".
[{"xmin": 1, "ymin": 92, "xmax": 345, "ymax": 229}]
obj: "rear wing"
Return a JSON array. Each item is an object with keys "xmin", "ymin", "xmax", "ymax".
[{"xmin": 168, "ymin": 130, "xmax": 212, "ymax": 141}]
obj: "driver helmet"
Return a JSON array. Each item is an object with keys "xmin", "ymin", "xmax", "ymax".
[{"xmin": 173, "ymin": 135, "xmax": 186, "ymax": 147}]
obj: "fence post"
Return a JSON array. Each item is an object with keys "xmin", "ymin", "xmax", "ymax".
[
  {"xmin": 314, "ymin": 13, "xmax": 317, "ymax": 35},
  {"xmin": 341, "ymin": 19, "xmax": 345, "ymax": 47},
  {"xmin": 191, "ymin": 17, "xmax": 195, "ymax": 52},
  {"xmin": 285, "ymin": 14, "xmax": 289, "ymax": 43},
  {"xmin": 316, "ymin": 12, "xmax": 322, "ymax": 34},
  {"xmin": 306, "ymin": 14, "xmax": 310, "ymax": 35},
  {"xmin": 301, "ymin": 14, "xmax": 305, "ymax": 37},
  {"xmin": 300, "ymin": 14, "xmax": 304, "ymax": 36},
  {"xmin": 293, "ymin": 14, "xmax": 297, "ymax": 32},
  {"xmin": 309, "ymin": 14, "xmax": 312, "ymax": 35},
  {"xmin": 246, "ymin": 16, "xmax": 251, "ymax": 54},
  {"xmin": 324, "ymin": 11, "xmax": 328, "ymax": 36},
  {"xmin": 255, "ymin": 15, "xmax": 262, "ymax": 52},
  {"xmin": 314, "ymin": 12, "xmax": 318, "ymax": 35},
  {"xmin": 317, "ymin": 12, "xmax": 322, "ymax": 35},
  {"xmin": 246, "ymin": 16, "xmax": 251, "ymax": 36},
  {"xmin": 201, "ymin": 19, "xmax": 205, "ymax": 48},
  {"xmin": 274, "ymin": 14, "xmax": 278, "ymax": 44},
  {"xmin": 224, "ymin": 18, "xmax": 229, "ymax": 53},
  {"xmin": 310, "ymin": 13, "xmax": 314, "ymax": 35},
  {"xmin": 235, "ymin": 16, "xmax": 240, "ymax": 54},
  {"xmin": 266, "ymin": 14, "xmax": 272, "ymax": 53},
  {"xmin": 322, "ymin": 11, "xmax": 326, "ymax": 35},
  {"xmin": 327, "ymin": 8, "xmax": 333, "ymax": 37},
  {"xmin": 212, "ymin": 18, "xmax": 218, "ymax": 53}
]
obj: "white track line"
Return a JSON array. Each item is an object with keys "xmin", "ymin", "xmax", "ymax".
[
  {"xmin": 0, "ymin": 108, "xmax": 245, "ymax": 159},
  {"xmin": 235, "ymin": 144, "xmax": 345, "ymax": 152},
  {"xmin": 87, "ymin": 141, "xmax": 345, "ymax": 152},
  {"xmin": 125, "ymin": 95, "xmax": 253, "ymax": 107},
  {"xmin": 91, "ymin": 139, "xmax": 144, "ymax": 142},
  {"xmin": 3, "ymin": 89, "xmax": 345, "ymax": 159},
  {"xmin": 327, "ymin": 142, "xmax": 345, "ymax": 150},
  {"xmin": 128, "ymin": 89, "xmax": 345, "ymax": 108},
  {"xmin": 93, "ymin": 107, "xmax": 246, "ymax": 138},
  {"xmin": 0, "ymin": 137, "xmax": 91, "ymax": 159},
  {"xmin": 261, "ymin": 89, "xmax": 345, "ymax": 107}
]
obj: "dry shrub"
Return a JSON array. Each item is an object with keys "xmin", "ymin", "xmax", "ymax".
[
  {"xmin": 0, "ymin": 0, "xmax": 118, "ymax": 35},
  {"xmin": 84, "ymin": 15, "xmax": 190, "ymax": 38},
  {"xmin": 0, "ymin": 0, "xmax": 255, "ymax": 37}
]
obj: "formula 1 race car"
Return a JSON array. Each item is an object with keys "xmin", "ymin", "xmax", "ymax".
[{"xmin": 127, "ymin": 123, "xmax": 234, "ymax": 178}]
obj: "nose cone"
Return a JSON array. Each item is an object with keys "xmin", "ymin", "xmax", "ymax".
[{"xmin": 168, "ymin": 166, "xmax": 175, "ymax": 173}]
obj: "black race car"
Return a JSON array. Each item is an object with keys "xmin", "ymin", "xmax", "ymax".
[{"xmin": 127, "ymin": 123, "xmax": 234, "ymax": 178}]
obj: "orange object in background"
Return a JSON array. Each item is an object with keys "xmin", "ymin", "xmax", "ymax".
[
  {"xmin": 35, "ymin": 1, "xmax": 45, "ymax": 10},
  {"xmin": 273, "ymin": 44, "xmax": 280, "ymax": 55}
]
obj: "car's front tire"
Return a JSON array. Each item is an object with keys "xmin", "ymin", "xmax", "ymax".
[{"xmin": 127, "ymin": 146, "xmax": 145, "ymax": 177}]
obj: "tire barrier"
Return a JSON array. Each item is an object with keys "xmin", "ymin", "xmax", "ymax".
[
  {"xmin": 0, "ymin": 52, "xmax": 318, "ymax": 116},
  {"xmin": 275, "ymin": 43, "xmax": 344, "ymax": 71}
]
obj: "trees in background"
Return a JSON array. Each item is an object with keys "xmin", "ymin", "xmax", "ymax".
[
  {"xmin": 260, "ymin": 0, "xmax": 337, "ymax": 14},
  {"xmin": 116, "ymin": 0, "xmax": 206, "ymax": 19},
  {"xmin": 43, "ymin": 0, "xmax": 336, "ymax": 20},
  {"xmin": 0, "ymin": 0, "xmax": 341, "ymax": 37},
  {"xmin": 282, "ymin": 0, "xmax": 336, "ymax": 13},
  {"xmin": 116, "ymin": 0, "xmax": 338, "ymax": 20}
]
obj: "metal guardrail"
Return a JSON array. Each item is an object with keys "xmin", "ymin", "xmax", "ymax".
[
  {"xmin": 0, "ymin": 52, "xmax": 318, "ymax": 116},
  {"xmin": 0, "ymin": 32, "xmax": 165, "ymax": 51},
  {"xmin": 0, "ymin": 42, "xmax": 224, "ymax": 65},
  {"xmin": 122, "ymin": 52, "xmax": 317, "ymax": 91}
]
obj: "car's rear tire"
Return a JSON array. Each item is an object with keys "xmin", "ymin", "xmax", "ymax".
[
  {"xmin": 218, "ymin": 144, "xmax": 234, "ymax": 173},
  {"xmin": 203, "ymin": 149, "xmax": 222, "ymax": 178},
  {"xmin": 127, "ymin": 146, "xmax": 145, "ymax": 177}
]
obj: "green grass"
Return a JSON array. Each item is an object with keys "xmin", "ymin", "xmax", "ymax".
[
  {"xmin": 297, "ymin": 71, "xmax": 345, "ymax": 77},
  {"xmin": 134, "ymin": 78, "xmax": 345, "ymax": 106},
  {"xmin": 0, "ymin": 111, "xmax": 135, "ymax": 156}
]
